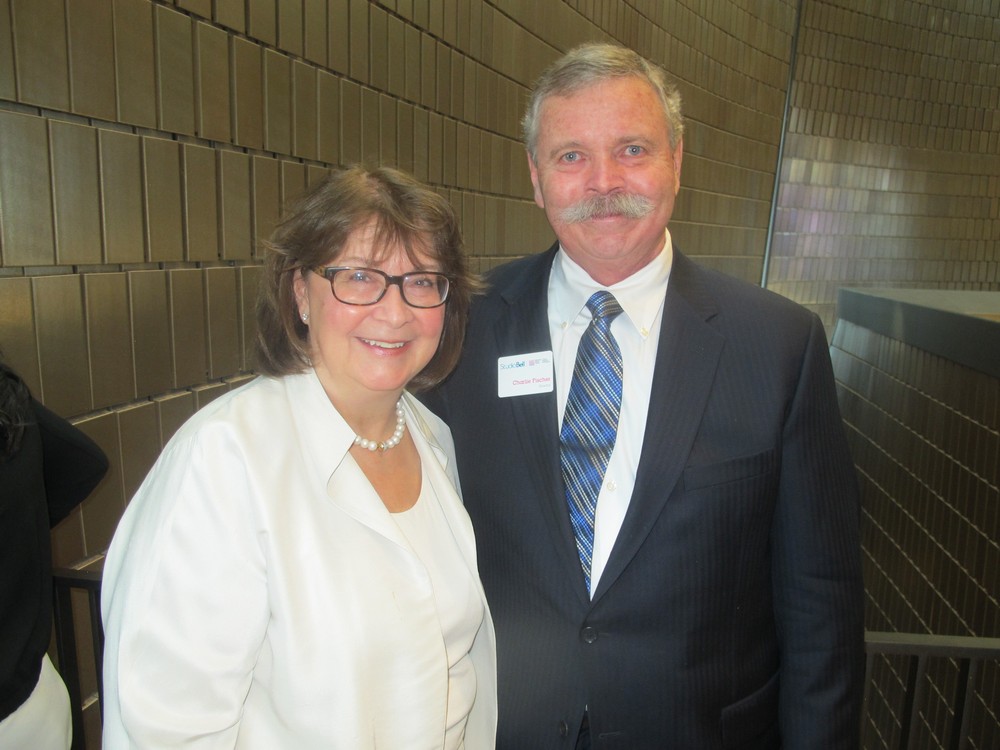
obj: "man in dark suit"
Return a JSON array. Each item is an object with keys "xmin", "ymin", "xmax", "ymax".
[{"xmin": 427, "ymin": 42, "xmax": 864, "ymax": 749}]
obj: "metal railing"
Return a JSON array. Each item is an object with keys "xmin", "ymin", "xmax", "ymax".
[
  {"xmin": 51, "ymin": 567, "xmax": 104, "ymax": 750},
  {"xmin": 864, "ymin": 631, "xmax": 1000, "ymax": 750}
]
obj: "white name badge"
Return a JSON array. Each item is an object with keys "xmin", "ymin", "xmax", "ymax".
[{"xmin": 497, "ymin": 351, "xmax": 554, "ymax": 398}]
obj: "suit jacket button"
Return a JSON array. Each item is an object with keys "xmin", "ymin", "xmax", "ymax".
[
  {"xmin": 558, "ymin": 720, "xmax": 569, "ymax": 737},
  {"xmin": 580, "ymin": 626, "xmax": 598, "ymax": 643}
]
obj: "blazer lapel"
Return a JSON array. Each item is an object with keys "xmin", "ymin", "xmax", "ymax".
[
  {"xmin": 492, "ymin": 246, "xmax": 591, "ymax": 600},
  {"xmin": 592, "ymin": 251, "xmax": 725, "ymax": 602}
]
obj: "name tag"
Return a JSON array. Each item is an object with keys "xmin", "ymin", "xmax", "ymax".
[{"xmin": 497, "ymin": 351, "xmax": 554, "ymax": 398}]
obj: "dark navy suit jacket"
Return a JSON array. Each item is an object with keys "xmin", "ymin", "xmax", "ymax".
[{"xmin": 426, "ymin": 244, "xmax": 864, "ymax": 749}]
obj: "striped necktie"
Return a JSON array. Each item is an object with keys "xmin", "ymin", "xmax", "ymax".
[{"xmin": 559, "ymin": 291, "xmax": 624, "ymax": 592}]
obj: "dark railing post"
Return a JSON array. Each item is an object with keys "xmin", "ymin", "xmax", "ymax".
[{"xmin": 864, "ymin": 631, "xmax": 1000, "ymax": 750}]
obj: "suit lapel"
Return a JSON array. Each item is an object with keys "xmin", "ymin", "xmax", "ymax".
[
  {"xmin": 492, "ymin": 245, "xmax": 592, "ymax": 600},
  {"xmin": 592, "ymin": 252, "xmax": 725, "ymax": 603}
]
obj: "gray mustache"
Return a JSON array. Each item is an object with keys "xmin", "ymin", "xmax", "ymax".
[{"xmin": 559, "ymin": 193, "xmax": 655, "ymax": 223}]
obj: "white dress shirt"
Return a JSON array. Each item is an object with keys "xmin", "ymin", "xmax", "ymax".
[{"xmin": 548, "ymin": 234, "xmax": 673, "ymax": 595}]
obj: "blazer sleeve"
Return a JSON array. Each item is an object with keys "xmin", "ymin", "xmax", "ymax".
[
  {"xmin": 771, "ymin": 314, "xmax": 865, "ymax": 746},
  {"xmin": 101, "ymin": 422, "xmax": 269, "ymax": 749}
]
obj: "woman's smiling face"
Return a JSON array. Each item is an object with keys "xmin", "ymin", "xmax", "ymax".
[{"xmin": 293, "ymin": 220, "xmax": 445, "ymax": 406}]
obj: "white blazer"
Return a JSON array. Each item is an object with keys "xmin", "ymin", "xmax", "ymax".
[{"xmin": 101, "ymin": 370, "xmax": 497, "ymax": 749}]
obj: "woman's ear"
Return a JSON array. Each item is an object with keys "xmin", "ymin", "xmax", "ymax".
[{"xmin": 293, "ymin": 269, "xmax": 309, "ymax": 323}]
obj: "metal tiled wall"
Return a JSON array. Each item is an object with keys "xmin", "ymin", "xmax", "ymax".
[
  {"xmin": 770, "ymin": 0, "xmax": 1000, "ymax": 330},
  {"xmin": 832, "ymin": 320, "xmax": 999, "ymax": 748}
]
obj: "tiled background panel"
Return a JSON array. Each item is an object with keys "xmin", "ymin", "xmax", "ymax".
[
  {"xmin": 99, "ymin": 129, "xmax": 146, "ymax": 264},
  {"xmin": 168, "ymin": 267, "xmax": 209, "ymax": 388},
  {"xmin": 84, "ymin": 272, "xmax": 135, "ymax": 409},
  {"xmin": 113, "ymin": 0, "xmax": 157, "ymax": 128},
  {"xmin": 33, "ymin": 274, "xmax": 92, "ymax": 417},
  {"xmin": 832, "ymin": 318, "xmax": 1000, "ymax": 746},
  {"xmin": 67, "ymin": 0, "xmax": 116, "ymax": 120},
  {"xmin": 143, "ymin": 136, "xmax": 186, "ymax": 262},
  {"xmin": 0, "ymin": 111, "xmax": 55, "ymax": 266},
  {"xmin": 183, "ymin": 143, "xmax": 221, "ymax": 262},
  {"xmin": 10, "ymin": 0, "xmax": 70, "ymax": 110},
  {"xmin": 50, "ymin": 120, "xmax": 103, "ymax": 266}
]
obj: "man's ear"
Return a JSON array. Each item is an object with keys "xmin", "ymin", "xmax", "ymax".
[{"xmin": 527, "ymin": 151, "xmax": 545, "ymax": 209}]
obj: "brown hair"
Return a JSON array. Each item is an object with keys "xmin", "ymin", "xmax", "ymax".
[{"xmin": 254, "ymin": 165, "xmax": 481, "ymax": 392}]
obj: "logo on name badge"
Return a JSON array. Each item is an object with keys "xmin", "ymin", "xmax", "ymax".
[{"xmin": 497, "ymin": 351, "xmax": 554, "ymax": 398}]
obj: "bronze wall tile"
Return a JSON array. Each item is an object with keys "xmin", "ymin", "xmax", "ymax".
[
  {"xmin": 176, "ymin": 0, "xmax": 211, "ymax": 18},
  {"xmin": 0, "ymin": 111, "xmax": 54, "ymax": 266},
  {"xmin": 379, "ymin": 94, "xmax": 397, "ymax": 167},
  {"xmin": 192, "ymin": 381, "xmax": 229, "ymax": 409},
  {"xmin": 239, "ymin": 265, "xmax": 262, "ymax": 370},
  {"xmin": 72, "ymin": 410, "xmax": 123, "ymax": 554},
  {"xmin": 387, "ymin": 13, "xmax": 405, "ymax": 98},
  {"xmin": 317, "ymin": 70, "xmax": 341, "ymax": 164},
  {"xmin": 340, "ymin": 78, "xmax": 362, "ymax": 165},
  {"xmin": 303, "ymin": 0, "xmax": 327, "ymax": 66},
  {"xmin": 327, "ymin": 0, "xmax": 349, "ymax": 75},
  {"xmin": 205, "ymin": 266, "xmax": 240, "ymax": 378},
  {"xmin": 348, "ymin": 0, "xmax": 368, "ymax": 83},
  {"xmin": 396, "ymin": 101, "xmax": 414, "ymax": 174},
  {"xmin": 50, "ymin": 120, "xmax": 102, "ymax": 266},
  {"xmin": 183, "ymin": 143, "xmax": 220, "ymax": 262},
  {"xmin": 156, "ymin": 4, "xmax": 195, "ymax": 135},
  {"xmin": 196, "ymin": 21, "xmax": 232, "ymax": 142},
  {"xmin": 0, "ymin": 0, "xmax": 14, "ymax": 99},
  {"xmin": 0, "ymin": 276, "xmax": 40, "ymax": 393},
  {"xmin": 247, "ymin": 0, "xmax": 276, "ymax": 45},
  {"xmin": 11, "ymin": 0, "xmax": 69, "ymax": 109},
  {"xmin": 264, "ymin": 48, "xmax": 292, "ymax": 154},
  {"xmin": 404, "ymin": 23, "xmax": 421, "ymax": 103},
  {"xmin": 361, "ymin": 86, "xmax": 380, "ymax": 165},
  {"xmin": 67, "ymin": 0, "xmax": 116, "ymax": 120},
  {"xmin": 116, "ymin": 400, "xmax": 160, "ymax": 501},
  {"xmin": 277, "ymin": 0, "xmax": 303, "ymax": 57},
  {"xmin": 369, "ymin": 5, "xmax": 388, "ymax": 91},
  {"xmin": 99, "ymin": 129, "xmax": 145, "ymax": 264},
  {"xmin": 129, "ymin": 270, "xmax": 174, "ymax": 396},
  {"xmin": 293, "ymin": 60, "xmax": 318, "ymax": 160},
  {"xmin": 154, "ymin": 390, "xmax": 195, "ymax": 446},
  {"xmin": 113, "ymin": 0, "xmax": 156, "ymax": 128},
  {"xmin": 143, "ymin": 136, "xmax": 185, "ymax": 262},
  {"xmin": 232, "ymin": 36, "xmax": 264, "ymax": 149},
  {"xmin": 216, "ymin": 0, "xmax": 246, "ymax": 33},
  {"xmin": 252, "ymin": 156, "xmax": 281, "ymax": 255},
  {"xmin": 33, "ymin": 274, "xmax": 91, "ymax": 417},
  {"xmin": 220, "ymin": 150, "xmax": 252, "ymax": 260},
  {"xmin": 280, "ymin": 160, "xmax": 307, "ymax": 207},
  {"xmin": 85, "ymin": 272, "xmax": 135, "ymax": 409},
  {"xmin": 169, "ymin": 268, "xmax": 208, "ymax": 388}
]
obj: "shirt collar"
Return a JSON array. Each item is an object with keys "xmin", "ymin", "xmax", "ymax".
[{"xmin": 549, "ymin": 230, "xmax": 673, "ymax": 337}]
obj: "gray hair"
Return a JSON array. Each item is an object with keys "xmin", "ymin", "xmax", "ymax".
[{"xmin": 522, "ymin": 42, "xmax": 684, "ymax": 162}]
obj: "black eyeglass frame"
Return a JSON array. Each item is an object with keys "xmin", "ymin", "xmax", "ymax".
[{"xmin": 312, "ymin": 266, "xmax": 452, "ymax": 309}]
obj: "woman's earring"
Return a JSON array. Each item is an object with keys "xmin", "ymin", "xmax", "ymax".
[{"xmin": 301, "ymin": 312, "xmax": 309, "ymax": 323}]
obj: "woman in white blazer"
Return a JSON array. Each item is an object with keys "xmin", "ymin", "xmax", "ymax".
[{"xmin": 101, "ymin": 166, "xmax": 496, "ymax": 749}]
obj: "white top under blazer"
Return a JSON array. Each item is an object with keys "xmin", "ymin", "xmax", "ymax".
[{"xmin": 101, "ymin": 370, "xmax": 497, "ymax": 749}]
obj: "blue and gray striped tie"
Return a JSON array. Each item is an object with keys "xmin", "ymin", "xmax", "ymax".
[{"xmin": 560, "ymin": 291, "xmax": 624, "ymax": 592}]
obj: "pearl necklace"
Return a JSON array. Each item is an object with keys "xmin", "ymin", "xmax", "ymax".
[{"xmin": 353, "ymin": 400, "xmax": 406, "ymax": 452}]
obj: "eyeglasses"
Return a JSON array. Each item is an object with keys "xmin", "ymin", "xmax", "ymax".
[{"xmin": 313, "ymin": 266, "xmax": 451, "ymax": 308}]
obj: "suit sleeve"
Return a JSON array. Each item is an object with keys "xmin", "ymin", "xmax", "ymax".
[{"xmin": 771, "ymin": 314, "xmax": 865, "ymax": 747}]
